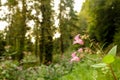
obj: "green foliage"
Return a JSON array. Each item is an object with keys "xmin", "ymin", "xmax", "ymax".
[
  {"xmin": 59, "ymin": 63, "xmax": 94, "ymax": 80},
  {"xmin": 91, "ymin": 63, "xmax": 107, "ymax": 68},
  {"xmin": 0, "ymin": 40, "xmax": 120, "ymax": 80},
  {"xmin": 0, "ymin": 31, "xmax": 6, "ymax": 56},
  {"xmin": 59, "ymin": 55, "xmax": 120, "ymax": 80},
  {"xmin": 102, "ymin": 55, "xmax": 115, "ymax": 64},
  {"xmin": 0, "ymin": 60, "xmax": 19, "ymax": 80},
  {"xmin": 102, "ymin": 45, "xmax": 117, "ymax": 64},
  {"xmin": 0, "ymin": 58, "xmax": 73, "ymax": 80},
  {"xmin": 91, "ymin": 45, "xmax": 117, "ymax": 67},
  {"xmin": 114, "ymin": 32, "xmax": 120, "ymax": 53},
  {"xmin": 113, "ymin": 0, "xmax": 120, "ymax": 52},
  {"xmin": 1, "ymin": 0, "xmax": 120, "ymax": 80},
  {"xmin": 8, "ymin": 0, "xmax": 18, "ymax": 7},
  {"xmin": 62, "ymin": 34, "xmax": 119, "ymax": 80},
  {"xmin": 59, "ymin": 57, "xmax": 116, "ymax": 80},
  {"xmin": 81, "ymin": 0, "xmax": 120, "ymax": 49},
  {"xmin": 58, "ymin": 0, "xmax": 78, "ymax": 53},
  {"xmin": 90, "ymin": 45, "xmax": 118, "ymax": 80},
  {"xmin": 107, "ymin": 45, "xmax": 117, "ymax": 56}
]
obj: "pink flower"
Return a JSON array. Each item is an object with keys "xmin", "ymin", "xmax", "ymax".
[
  {"xmin": 78, "ymin": 48, "xmax": 83, "ymax": 53},
  {"xmin": 73, "ymin": 34, "xmax": 84, "ymax": 45},
  {"xmin": 73, "ymin": 39, "xmax": 84, "ymax": 45},
  {"xmin": 70, "ymin": 52, "xmax": 80, "ymax": 62},
  {"xmin": 74, "ymin": 34, "xmax": 80, "ymax": 41},
  {"xmin": 71, "ymin": 52, "xmax": 76, "ymax": 57},
  {"xmin": 70, "ymin": 56, "xmax": 80, "ymax": 62}
]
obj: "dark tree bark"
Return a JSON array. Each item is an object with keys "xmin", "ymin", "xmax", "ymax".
[{"xmin": 39, "ymin": 0, "xmax": 53, "ymax": 64}]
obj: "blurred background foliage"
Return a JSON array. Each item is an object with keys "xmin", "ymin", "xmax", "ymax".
[{"xmin": 79, "ymin": 0, "xmax": 120, "ymax": 54}]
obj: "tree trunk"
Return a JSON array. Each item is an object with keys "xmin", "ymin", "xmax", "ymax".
[{"xmin": 39, "ymin": 0, "xmax": 53, "ymax": 65}]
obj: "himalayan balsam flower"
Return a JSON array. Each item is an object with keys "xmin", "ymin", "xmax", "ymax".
[
  {"xmin": 71, "ymin": 52, "xmax": 80, "ymax": 62},
  {"xmin": 78, "ymin": 48, "xmax": 83, "ymax": 53},
  {"xmin": 74, "ymin": 34, "xmax": 80, "ymax": 41},
  {"xmin": 73, "ymin": 34, "xmax": 84, "ymax": 45},
  {"xmin": 70, "ymin": 56, "xmax": 80, "ymax": 62},
  {"xmin": 71, "ymin": 52, "xmax": 76, "ymax": 57}
]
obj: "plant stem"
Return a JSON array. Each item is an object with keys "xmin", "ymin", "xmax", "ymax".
[{"xmin": 108, "ymin": 64, "xmax": 117, "ymax": 80}]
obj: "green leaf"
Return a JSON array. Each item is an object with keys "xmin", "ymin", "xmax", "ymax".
[
  {"xmin": 91, "ymin": 63, "xmax": 107, "ymax": 68},
  {"xmin": 102, "ymin": 45, "xmax": 117, "ymax": 64},
  {"xmin": 108, "ymin": 45, "xmax": 117, "ymax": 56},
  {"xmin": 102, "ymin": 55, "xmax": 115, "ymax": 64}
]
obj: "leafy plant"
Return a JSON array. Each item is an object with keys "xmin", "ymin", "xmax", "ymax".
[{"xmin": 92, "ymin": 45, "xmax": 118, "ymax": 80}]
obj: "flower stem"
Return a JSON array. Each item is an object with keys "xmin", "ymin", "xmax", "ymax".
[{"xmin": 108, "ymin": 64, "xmax": 117, "ymax": 80}]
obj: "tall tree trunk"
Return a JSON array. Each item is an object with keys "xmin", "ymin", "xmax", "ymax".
[
  {"xmin": 58, "ymin": 0, "xmax": 75, "ymax": 55},
  {"xmin": 5, "ymin": 0, "xmax": 27, "ymax": 61},
  {"xmin": 17, "ymin": 0, "xmax": 26, "ymax": 61},
  {"xmin": 59, "ymin": 0, "xmax": 64, "ymax": 55},
  {"xmin": 34, "ymin": 22, "xmax": 39, "ymax": 57},
  {"xmin": 39, "ymin": 0, "xmax": 53, "ymax": 65},
  {"xmin": 39, "ymin": 25, "xmax": 45, "ymax": 63}
]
